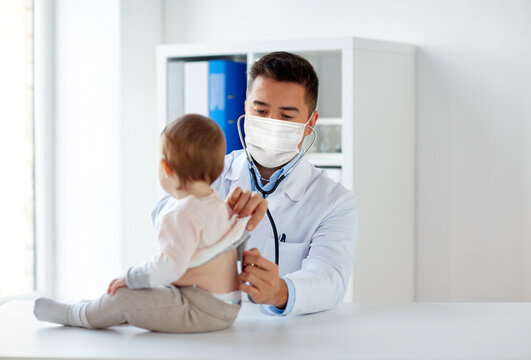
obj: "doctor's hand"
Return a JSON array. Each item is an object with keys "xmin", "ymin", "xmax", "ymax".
[
  {"xmin": 226, "ymin": 187, "xmax": 267, "ymax": 231},
  {"xmin": 239, "ymin": 248, "xmax": 288, "ymax": 309}
]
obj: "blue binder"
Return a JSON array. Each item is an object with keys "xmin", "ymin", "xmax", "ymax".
[{"xmin": 208, "ymin": 60, "xmax": 247, "ymax": 154}]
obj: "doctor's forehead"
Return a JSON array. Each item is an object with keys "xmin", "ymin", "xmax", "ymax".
[{"xmin": 247, "ymin": 76, "xmax": 307, "ymax": 109}]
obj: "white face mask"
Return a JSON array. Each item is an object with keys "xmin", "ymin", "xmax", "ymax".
[{"xmin": 242, "ymin": 113, "xmax": 314, "ymax": 168}]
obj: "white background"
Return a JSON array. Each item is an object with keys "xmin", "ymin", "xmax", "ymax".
[
  {"xmin": 0, "ymin": 0, "xmax": 34, "ymax": 297},
  {"xmin": 49, "ymin": 0, "xmax": 530, "ymax": 302}
]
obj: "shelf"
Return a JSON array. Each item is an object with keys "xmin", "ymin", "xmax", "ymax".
[{"xmin": 307, "ymin": 153, "xmax": 343, "ymax": 167}]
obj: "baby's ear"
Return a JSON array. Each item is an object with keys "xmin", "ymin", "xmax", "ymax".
[{"xmin": 160, "ymin": 159, "xmax": 173, "ymax": 177}]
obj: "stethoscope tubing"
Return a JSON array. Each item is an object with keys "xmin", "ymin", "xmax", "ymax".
[
  {"xmin": 249, "ymin": 169, "xmax": 285, "ymax": 265},
  {"xmin": 236, "ymin": 114, "xmax": 317, "ymax": 266}
]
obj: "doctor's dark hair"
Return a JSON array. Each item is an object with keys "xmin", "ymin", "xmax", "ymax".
[
  {"xmin": 161, "ymin": 114, "xmax": 225, "ymax": 187},
  {"xmin": 247, "ymin": 51, "xmax": 319, "ymax": 114}
]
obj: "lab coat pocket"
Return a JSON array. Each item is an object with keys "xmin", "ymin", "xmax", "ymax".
[
  {"xmin": 279, "ymin": 241, "xmax": 309, "ymax": 276},
  {"xmin": 261, "ymin": 237, "xmax": 309, "ymax": 277}
]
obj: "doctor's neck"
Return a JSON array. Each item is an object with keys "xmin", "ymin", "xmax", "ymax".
[{"xmin": 254, "ymin": 163, "xmax": 281, "ymax": 185}]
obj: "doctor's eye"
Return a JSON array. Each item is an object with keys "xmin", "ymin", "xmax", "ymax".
[{"xmin": 254, "ymin": 108, "xmax": 268, "ymax": 116}]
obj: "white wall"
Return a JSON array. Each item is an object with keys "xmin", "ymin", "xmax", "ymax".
[
  {"xmin": 119, "ymin": 0, "xmax": 162, "ymax": 271},
  {"xmin": 161, "ymin": 0, "xmax": 531, "ymax": 301},
  {"xmin": 54, "ymin": 0, "xmax": 122, "ymax": 299},
  {"xmin": 0, "ymin": 0, "xmax": 35, "ymax": 296},
  {"xmin": 52, "ymin": 0, "xmax": 162, "ymax": 299},
  {"xmin": 52, "ymin": 0, "xmax": 531, "ymax": 302}
]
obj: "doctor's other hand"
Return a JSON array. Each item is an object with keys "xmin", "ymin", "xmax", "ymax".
[
  {"xmin": 107, "ymin": 276, "xmax": 128, "ymax": 296},
  {"xmin": 239, "ymin": 248, "xmax": 288, "ymax": 309},
  {"xmin": 226, "ymin": 187, "xmax": 267, "ymax": 231}
]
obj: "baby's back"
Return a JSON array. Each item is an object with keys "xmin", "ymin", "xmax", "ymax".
[
  {"xmin": 157, "ymin": 192, "xmax": 240, "ymax": 294},
  {"xmin": 173, "ymin": 248, "xmax": 239, "ymax": 293}
]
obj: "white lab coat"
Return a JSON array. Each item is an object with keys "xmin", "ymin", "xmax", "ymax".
[{"xmin": 212, "ymin": 150, "xmax": 358, "ymax": 316}]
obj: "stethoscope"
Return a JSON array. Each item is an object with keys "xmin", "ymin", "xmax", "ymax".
[{"xmin": 236, "ymin": 114, "xmax": 317, "ymax": 265}]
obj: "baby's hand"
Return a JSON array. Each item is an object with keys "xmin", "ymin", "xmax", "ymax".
[
  {"xmin": 226, "ymin": 187, "xmax": 267, "ymax": 231},
  {"xmin": 107, "ymin": 276, "xmax": 128, "ymax": 296}
]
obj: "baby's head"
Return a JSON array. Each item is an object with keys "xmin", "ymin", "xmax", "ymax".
[{"xmin": 159, "ymin": 114, "xmax": 225, "ymax": 193}]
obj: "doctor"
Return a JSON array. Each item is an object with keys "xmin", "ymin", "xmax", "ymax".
[{"xmin": 212, "ymin": 51, "xmax": 358, "ymax": 316}]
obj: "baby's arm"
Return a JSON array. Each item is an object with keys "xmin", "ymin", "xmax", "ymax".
[
  {"xmin": 125, "ymin": 253, "xmax": 179, "ymax": 289},
  {"xmin": 107, "ymin": 253, "xmax": 179, "ymax": 295}
]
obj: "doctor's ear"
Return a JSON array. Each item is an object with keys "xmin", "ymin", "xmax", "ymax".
[
  {"xmin": 160, "ymin": 159, "xmax": 173, "ymax": 177},
  {"xmin": 306, "ymin": 110, "xmax": 319, "ymax": 135}
]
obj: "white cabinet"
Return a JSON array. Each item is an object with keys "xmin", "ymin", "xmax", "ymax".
[{"xmin": 156, "ymin": 37, "xmax": 416, "ymax": 302}]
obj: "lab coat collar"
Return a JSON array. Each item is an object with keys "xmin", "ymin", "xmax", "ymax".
[
  {"xmin": 281, "ymin": 156, "xmax": 311, "ymax": 202},
  {"xmin": 225, "ymin": 150, "xmax": 252, "ymax": 191},
  {"xmin": 225, "ymin": 150, "xmax": 311, "ymax": 202}
]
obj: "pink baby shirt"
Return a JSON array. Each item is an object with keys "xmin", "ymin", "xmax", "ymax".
[{"xmin": 125, "ymin": 192, "xmax": 241, "ymax": 289}]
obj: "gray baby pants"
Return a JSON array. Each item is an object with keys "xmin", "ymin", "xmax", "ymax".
[{"xmin": 84, "ymin": 285, "xmax": 241, "ymax": 333}]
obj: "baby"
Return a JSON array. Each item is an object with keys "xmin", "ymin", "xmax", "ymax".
[{"xmin": 34, "ymin": 114, "xmax": 258, "ymax": 333}]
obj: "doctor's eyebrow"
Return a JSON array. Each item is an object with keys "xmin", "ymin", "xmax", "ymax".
[
  {"xmin": 279, "ymin": 106, "xmax": 300, "ymax": 112},
  {"xmin": 252, "ymin": 100, "xmax": 271, "ymax": 107},
  {"xmin": 252, "ymin": 100, "xmax": 300, "ymax": 112}
]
